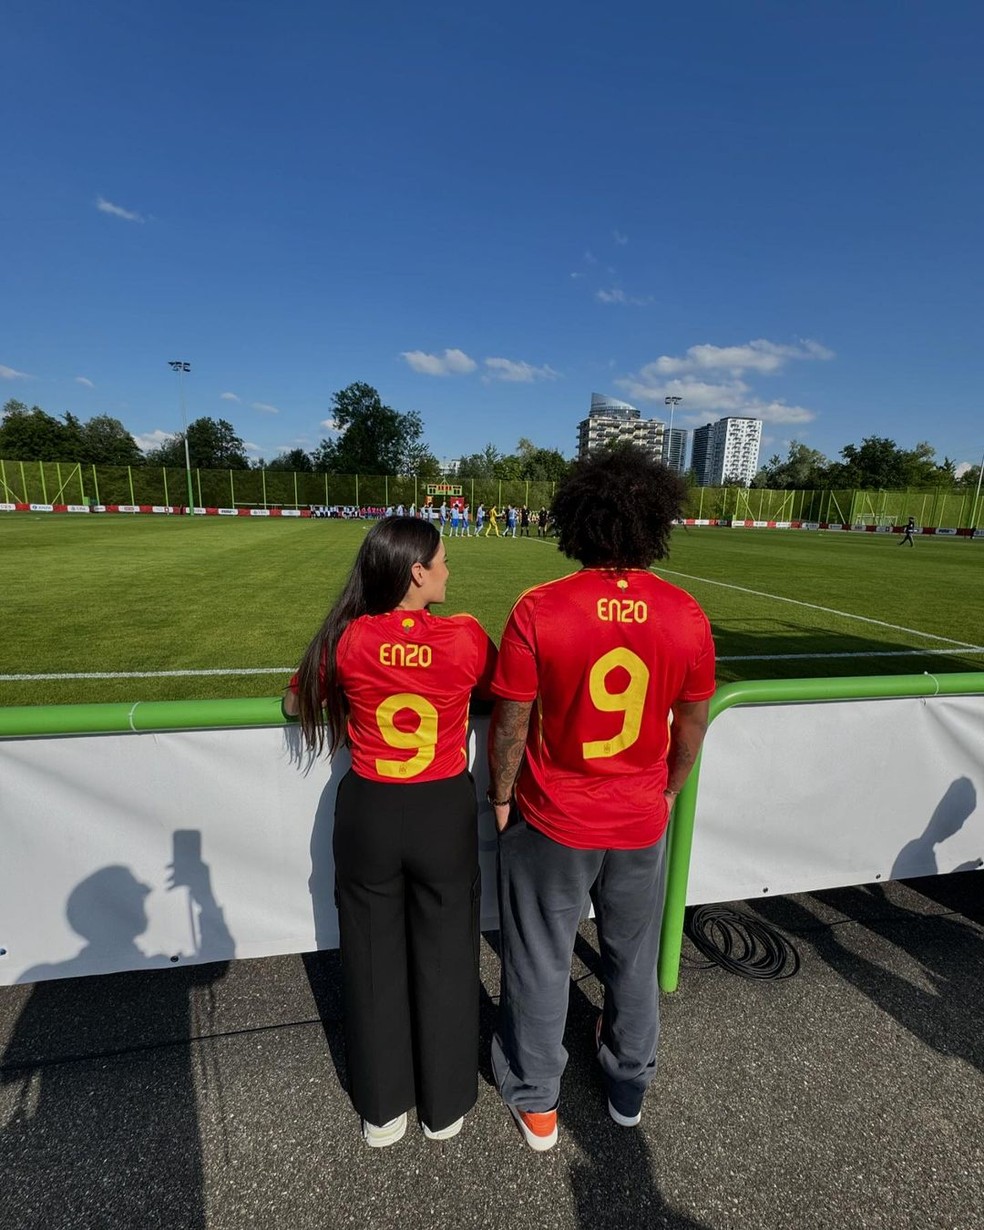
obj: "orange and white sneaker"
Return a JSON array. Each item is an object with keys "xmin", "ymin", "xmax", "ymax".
[{"xmin": 508, "ymin": 1104, "xmax": 558, "ymax": 1152}]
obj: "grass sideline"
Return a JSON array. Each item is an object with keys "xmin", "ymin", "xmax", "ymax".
[{"xmin": 3, "ymin": 515, "xmax": 983, "ymax": 708}]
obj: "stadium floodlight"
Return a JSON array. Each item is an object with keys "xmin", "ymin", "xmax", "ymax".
[
  {"xmin": 972, "ymin": 448, "xmax": 984, "ymax": 534},
  {"xmin": 168, "ymin": 361, "xmax": 196, "ymax": 516},
  {"xmin": 664, "ymin": 396, "xmax": 683, "ymax": 471}
]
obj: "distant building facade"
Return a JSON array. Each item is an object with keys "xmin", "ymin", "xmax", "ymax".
[
  {"xmin": 577, "ymin": 393, "xmax": 665, "ymax": 461},
  {"xmin": 662, "ymin": 427, "xmax": 689, "ymax": 475},
  {"xmin": 691, "ymin": 417, "xmax": 762, "ymax": 486}
]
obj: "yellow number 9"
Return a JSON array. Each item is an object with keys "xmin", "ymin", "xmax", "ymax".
[
  {"xmin": 582, "ymin": 648, "xmax": 650, "ymax": 760},
  {"xmin": 375, "ymin": 692, "xmax": 439, "ymax": 778}
]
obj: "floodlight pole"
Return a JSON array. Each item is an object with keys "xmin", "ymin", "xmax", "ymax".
[
  {"xmin": 664, "ymin": 396, "xmax": 682, "ymax": 472},
  {"xmin": 971, "ymin": 448, "xmax": 984, "ymax": 531},
  {"xmin": 169, "ymin": 361, "xmax": 195, "ymax": 515}
]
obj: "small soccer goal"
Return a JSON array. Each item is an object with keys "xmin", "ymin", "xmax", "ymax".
[{"xmin": 854, "ymin": 513, "xmax": 896, "ymax": 528}]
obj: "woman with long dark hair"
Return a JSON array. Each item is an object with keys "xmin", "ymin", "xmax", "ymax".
[{"xmin": 284, "ymin": 517, "xmax": 497, "ymax": 1146}]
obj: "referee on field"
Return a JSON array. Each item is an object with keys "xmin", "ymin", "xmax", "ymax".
[{"xmin": 487, "ymin": 447, "xmax": 716, "ymax": 1151}]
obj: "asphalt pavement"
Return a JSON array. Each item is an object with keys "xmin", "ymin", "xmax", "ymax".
[{"xmin": 1, "ymin": 872, "xmax": 982, "ymax": 1230}]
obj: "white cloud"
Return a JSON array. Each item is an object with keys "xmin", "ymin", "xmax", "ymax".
[
  {"xmin": 0, "ymin": 364, "xmax": 31, "ymax": 380},
  {"xmin": 596, "ymin": 288, "xmax": 651, "ymax": 306},
  {"xmin": 584, "ymin": 249, "xmax": 597, "ymax": 264},
  {"xmin": 251, "ymin": 402, "xmax": 280, "ymax": 415},
  {"xmin": 613, "ymin": 229, "xmax": 628, "ymax": 246},
  {"xmin": 244, "ymin": 441, "xmax": 261, "ymax": 453},
  {"xmin": 96, "ymin": 196, "xmax": 145, "ymax": 223},
  {"xmin": 75, "ymin": 376, "xmax": 94, "ymax": 388},
  {"xmin": 649, "ymin": 338, "xmax": 834, "ymax": 377},
  {"xmin": 483, "ymin": 357, "xmax": 560, "ymax": 384},
  {"xmin": 220, "ymin": 391, "xmax": 240, "ymax": 402},
  {"xmin": 955, "ymin": 462, "xmax": 972, "ymax": 479},
  {"xmin": 616, "ymin": 373, "xmax": 817, "ymax": 426},
  {"xmin": 134, "ymin": 429, "xmax": 175, "ymax": 453},
  {"xmin": 400, "ymin": 348, "xmax": 478, "ymax": 376},
  {"xmin": 320, "ymin": 417, "xmax": 340, "ymax": 432}
]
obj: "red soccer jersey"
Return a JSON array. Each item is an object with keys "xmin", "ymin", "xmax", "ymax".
[
  {"xmin": 292, "ymin": 610, "xmax": 497, "ymax": 783},
  {"xmin": 491, "ymin": 569, "xmax": 716, "ymax": 849}
]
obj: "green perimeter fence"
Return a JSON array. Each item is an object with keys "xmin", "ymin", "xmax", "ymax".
[
  {"xmin": 1, "ymin": 459, "xmax": 982, "ymax": 527},
  {"xmin": 2, "ymin": 670, "xmax": 982, "ymax": 990}
]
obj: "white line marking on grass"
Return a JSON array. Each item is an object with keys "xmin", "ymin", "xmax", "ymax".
[
  {"xmin": 524, "ymin": 537, "xmax": 980, "ymax": 650},
  {"xmin": 0, "ymin": 668, "xmax": 293, "ymax": 682},
  {"xmin": 719, "ymin": 647, "xmax": 984, "ymax": 662},
  {"xmin": 653, "ymin": 566, "xmax": 981, "ymax": 649}
]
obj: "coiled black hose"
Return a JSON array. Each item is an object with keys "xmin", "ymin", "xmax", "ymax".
[{"xmin": 684, "ymin": 905, "xmax": 801, "ymax": 980}]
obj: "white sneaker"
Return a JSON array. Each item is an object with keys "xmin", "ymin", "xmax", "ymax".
[
  {"xmin": 362, "ymin": 1113, "xmax": 408, "ymax": 1147},
  {"xmin": 422, "ymin": 1116, "xmax": 464, "ymax": 1141},
  {"xmin": 607, "ymin": 1100, "xmax": 642, "ymax": 1128}
]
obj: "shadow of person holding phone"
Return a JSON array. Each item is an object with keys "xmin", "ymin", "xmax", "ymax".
[{"xmin": 0, "ymin": 831, "xmax": 234, "ymax": 1230}]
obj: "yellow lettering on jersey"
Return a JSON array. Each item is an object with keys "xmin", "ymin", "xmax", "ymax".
[
  {"xmin": 379, "ymin": 642, "xmax": 432, "ymax": 668},
  {"xmin": 595, "ymin": 598, "xmax": 648, "ymax": 623}
]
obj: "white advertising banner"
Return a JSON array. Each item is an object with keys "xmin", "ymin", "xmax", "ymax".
[
  {"xmin": 0, "ymin": 724, "xmax": 494, "ymax": 986},
  {"xmin": 689, "ymin": 694, "xmax": 983, "ymax": 903},
  {"xmin": 1, "ymin": 695, "xmax": 981, "ymax": 986}
]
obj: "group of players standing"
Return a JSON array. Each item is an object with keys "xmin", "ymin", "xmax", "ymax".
[{"xmin": 384, "ymin": 500, "xmax": 551, "ymax": 538}]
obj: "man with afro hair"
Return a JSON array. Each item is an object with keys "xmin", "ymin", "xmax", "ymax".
[{"xmin": 487, "ymin": 446, "xmax": 716, "ymax": 1151}]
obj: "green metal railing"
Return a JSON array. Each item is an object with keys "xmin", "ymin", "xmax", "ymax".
[
  {"xmin": 3, "ymin": 674, "xmax": 983, "ymax": 992},
  {"xmin": 657, "ymin": 670, "xmax": 984, "ymax": 991}
]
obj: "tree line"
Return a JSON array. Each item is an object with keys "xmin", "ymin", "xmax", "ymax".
[
  {"xmin": 751, "ymin": 438, "xmax": 980, "ymax": 490},
  {"xmin": 1, "ymin": 387, "xmax": 978, "ymax": 490}
]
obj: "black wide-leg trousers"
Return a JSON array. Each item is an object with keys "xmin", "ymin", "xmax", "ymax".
[{"xmin": 332, "ymin": 769, "xmax": 480, "ymax": 1131}]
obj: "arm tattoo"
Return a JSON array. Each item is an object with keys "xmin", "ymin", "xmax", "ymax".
[{"xmin": 489, "ymin": 699, "xmax": 534, "ymax": 800}]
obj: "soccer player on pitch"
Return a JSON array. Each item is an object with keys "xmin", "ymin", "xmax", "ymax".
[{"xmin": 487, "ymin": 447, "xmax": 716, "ymax": 1151}]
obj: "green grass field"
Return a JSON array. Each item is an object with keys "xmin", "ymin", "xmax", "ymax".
[{"xmin": 2, "ymin": 515, "xmax": 982, "ymax": 708}]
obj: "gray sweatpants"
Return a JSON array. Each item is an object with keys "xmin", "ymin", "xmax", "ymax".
[{"xmin": 491, "ymin": 813, "xmax": 667, "ymax": 1118}]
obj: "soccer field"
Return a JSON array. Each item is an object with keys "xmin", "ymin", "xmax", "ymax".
[{"xmin": 2, "ymin": 515, "xmax": 982, "ymax": 708}]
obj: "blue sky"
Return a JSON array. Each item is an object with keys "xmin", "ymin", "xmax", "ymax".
[{"xmin": 3, "ymin": 1, "xmax": 982, "ymax": 472}]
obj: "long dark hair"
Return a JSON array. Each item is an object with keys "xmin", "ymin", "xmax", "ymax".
[
  {"xmin": 295, "ymin": 516, "xmax": 442, "ymax": 754},
  {"xmin": 552, "ymin": 445, "xmax": 687, "ymax": 568}
]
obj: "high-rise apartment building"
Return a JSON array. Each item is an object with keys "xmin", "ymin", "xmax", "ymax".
[
  {"xmin": 662, "ymin": 427, "xmax": 689, "ymax": 474},
  {"xmin": 577, "ymin": 393, "xmax": 665, "ymax": 461},
  {"xmin": 690, "ymin": 417, "xmax": 762, "ymax": 486}
]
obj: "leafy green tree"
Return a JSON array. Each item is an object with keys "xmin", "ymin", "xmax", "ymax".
[
  {"xmin": 402, "ymin": 441, "xmax": 442, "ymax": 478},
  {"xmin": 958, "ymin": 463, "xmax": 981, "ymax": 489},
  {"xmin": 144, "ymin": 417, "xmax": 249, "ymax": 469},
  {"xmin": 0, "ymin": 400, "xmax": 78, "ymax": 460},
  {"xmin": 514, "ymin": 437, "xmax": 571, "ymax": 481},
  {"xmin": 752, "ymin": 440, "xmax": 830, "ymax": 489},
  {"xmin": 77, "ymin": 415, "xmax": 144, "ymax": 466},
  {"xmin": 451, "ymin": 443, "xmax": 502, "ymax": 478},
  {"xmin": 266, "ymin": 448, "xmax": 313, "ymax": 472},
  {"xmin": 311, "ymin": 383, "xmax": 426, "ymax": 474}
]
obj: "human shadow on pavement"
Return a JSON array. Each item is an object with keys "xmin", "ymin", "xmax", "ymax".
[
  {"xmin": 483, "ymin": 923, "xmax": 711, "ymax": 1230},
  {"xmin": 302, "ymin": 762, "xmax": 349, "ymax": 1096},
  {"xmin": 0, "ymin": 841, "xmax": 233, "ymax": 1230},
  {"xmin": 748, "ymin": 880, "xmax": 984, "ymax": 1076},
  {"xmin": 563, "ymin": 936, "xmax": 714, "ymax": 1230}
]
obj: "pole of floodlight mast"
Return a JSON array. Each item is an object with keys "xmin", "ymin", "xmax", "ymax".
[
  {"xmin": 664, "ymin": 395, "xmax": 682, "ymax": 472},
  {"xmin": 169, "ymin": 361, "xmax": 195, "ymax": 515},
  {"xmin": 972, "ymin": 448, "xmax": 984, "ymax": 532}
]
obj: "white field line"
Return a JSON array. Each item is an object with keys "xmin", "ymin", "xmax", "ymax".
[
  {"xmin": 4, "ymin": 648, "xmax": 984, "ymax": 683},
  {"xmin": 653, "ymin": 565, "xmax": 981, "ymax": 649},
  {"xmin": 4, "ymin": 646, "xmax": 984, "ymax": 684},
  {"xmin": 0, "ymin": 668, "xmax": 293, "ymax": 682},
  {"xmin": 523, "ymin": 536, "xmax": 980, "ymax": 651}
]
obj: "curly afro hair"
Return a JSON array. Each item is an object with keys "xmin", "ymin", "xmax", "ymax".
[{"xmin": 551, "ymin": 445, "xmax": 687, "ymax": 569}]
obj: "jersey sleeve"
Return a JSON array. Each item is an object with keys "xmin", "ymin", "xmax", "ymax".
[
  {"xmin": 678, "ymin": 610, "xmax": 717, "ymax": 702},
  {"xmin": 490, "ymin": 593, "xmax": 539, "ymax": 702},
  {"xmin": 472, "ymin": 621, "xmax": 499, "ymax": 699}
]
